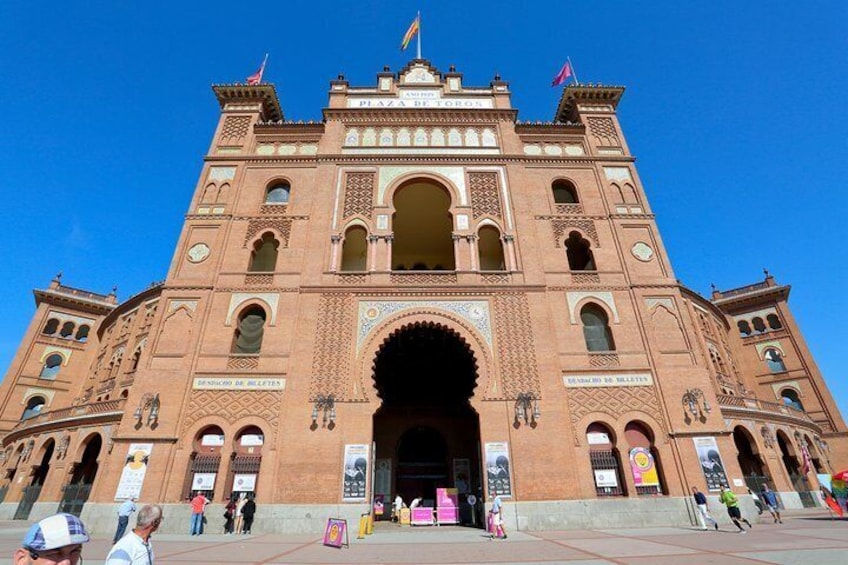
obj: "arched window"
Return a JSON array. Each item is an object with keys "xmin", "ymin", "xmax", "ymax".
[
  {"xmin": 109, "ymin": 351, "xmax": 123, "ymax": 379},
  {"xmin": 60, "ymin": 321, "xmax": 75, "ymax": 338},
  {"xmin": 75, "ymin": 325, "xmax": 90, "ymax": 342},
  {"xmin": 477, "ymin": 225, "xmax": 506, "ymax": 271},
  {"xmin": 764, "ymin": 349, "xmax": 786, "ymax": 373},
  {"xmin": 781, "ymin": 389, "xmax": 804, "ymax": 411},
  {"xmin": 581, "ymin": 304, "xmax": 615, "ymax": 351},
  {"xmin": 340, "ymin": 226, "xmax": 368, "ymax": 271},
  {"xmin": 586, "ymin": 422, "xmax": 625, "ymax": 496},
  {"xmin": 552, "ymin": 180, "xmax": 579, "ymax": 204},
  {"xmin": 232, "ymin": 306, "xmax": 267, "ymax": 354},
  {"xmin": 767, "ymin": 314, "xmax": 783, "ymax": 330},
  {"xmin": 248, "ymin": 232, "xmax": 279, "ymax": 272},
  {"xmin": 22, "ymin": 396, "xmax": 46, "ymax": 420},
  {"xmin": 565, "ymin": 231, "xmax": 596, "ymax": 271},
  {"xmin": 265, "ymin": 183, "xmax": 290, "ymax": 204},
  {"xmin": 42, "ymin": 318, "xmax": 59, "ymax": 335},
  {"xmin": 39, "ymin": 354, "xmax": 63, "ymax": 380},
  {"xmin": 625, "ymin": 422, "xmax": 664, "ymax": 495},
  {"xmin": 129, "ymin": 347, "xmax": 143, "ymax": 372},
  {"xmin": 737, "ymin": 320, "xmax": 752, "ymax": 337},
  {"xmin": 751, "ymin": 317, "xmax": 766, "ymax": 334},
  {"xmin": 186, "ymin": 426, "xmax": 225, "ymax": 500}
]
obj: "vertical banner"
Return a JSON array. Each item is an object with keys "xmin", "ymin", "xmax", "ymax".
[
  {"xmin": 484, "ymin": 442, "xmax": 512, "ymax": 497},
  {"xmin": 693, "ymin": 437, "xmax": 729, "ymax": 491},
  {"xmin": 342, "ymin": 444, "xmax": 369, "ymax": 501},
  {"xmin": 375, "ymin": 459, "xmax": 392, "ymax": 499},
  {"xmin": 629, "ymin": 447, "xmax": 660, "ymax": 487},
  {"xmin": 114, "ymin": 443, "xmax": 152, "ymax": 501},
  {"xmin": 453, "ymin": 458, "xmax": 471, "ymax": 493}
]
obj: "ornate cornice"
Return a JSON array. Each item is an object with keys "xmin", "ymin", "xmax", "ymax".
[
  {"xmin": 555, "ymin": 84, "xmax": 626, "ymax": 123},
  {"xmin": 212, "ymin": 83, "xmax": 283, "ymax": 122},
  {"xmin": 322, "ymin": 108, "xmax": 518, "ymax": 123}
]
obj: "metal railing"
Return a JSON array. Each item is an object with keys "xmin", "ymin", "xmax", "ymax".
[
  {"xmin": 9, "ymin": 398, "xmax": 126, "ymax": 434},
  {"xmin": 716, "ymin": 394, "xmax": 813, "ymax": 423}
]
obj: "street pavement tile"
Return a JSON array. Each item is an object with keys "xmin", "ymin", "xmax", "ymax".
[
  {"xmin": 622, "ymin": 555, "xmax": 771, "ymax": 565},
  {"xmin": 157, "ymin": 541, "xmax": 313, "ymax": 562},
  {"xmin": 600, "ymin": 527, "xmax": 705, "ymax": 537},
  {"xmin": 780, "ymin": 528, "xmax": 848, "ymax": 541},
  {"xmin": 559, "ymin": 538, "xmax": 699, "ymax": 558},
  {"xmin": 734, "ymin": 549, "xmax": 848, "ymax": 565},
  {"xmin": 529, "ymin": 530, "xmax": 617, "ymax": 540}
]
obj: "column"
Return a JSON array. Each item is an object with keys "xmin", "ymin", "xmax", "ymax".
[{"xmin": 329, "ymin": 235, "xmax": 342, "ymax": 272}]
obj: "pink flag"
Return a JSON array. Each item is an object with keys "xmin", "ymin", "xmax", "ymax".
[
  {"xmin": 801, "ymin": 444, "xmax": 812, "ymax": 475},
  {"xmin": 247, "ymin": 54, "xmax": 268, "ymax": 86},
  {"xmin": 551, "ymin": 60, "xmax": 573, "ymax": 87}
]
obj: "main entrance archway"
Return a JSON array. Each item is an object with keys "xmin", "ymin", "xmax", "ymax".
[{"xmin": 372, "ymin": 321, "xmax": 481, "ymax": 523}]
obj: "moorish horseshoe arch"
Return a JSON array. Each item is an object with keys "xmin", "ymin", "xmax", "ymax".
[{"xmin": 354, "ymin": 310, "xmax": 495, "ymax": 406}]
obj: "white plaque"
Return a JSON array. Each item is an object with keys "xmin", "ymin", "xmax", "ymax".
[
  {"xmin": 564, "ymin": 373, "xmax": 653, "ymax": 388},
  {"xmin": 233, "ymin": 473, "xmax": 257, "ymax": 492},
  {"xmin": 192, "ymin": 473, "xmax": 216, "ymax": 491},
  {"xmin": 594, "ymin": 469, "xmax": 618, "ymax": 488}
]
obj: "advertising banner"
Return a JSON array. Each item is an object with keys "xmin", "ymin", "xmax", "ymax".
[
  {"xmin": 452, "ymin": 458, "xmax": 470, "ymax": 493},
  {"xmin": 232, "ymin": 473, "xmax": 256, "ymax": 492},
  {"xmin": 594, "ymin": 469, "xmax": 618, "ymax": 488},
  {"xmin": 484, "ymin": 442, "xmax": 512, "ymax": 497},
  {"xmin": 114, "ymin": 443, "xmax": 152, "ymax": 501},
  {"xmin": 436, "ymin": 487, "xmax": 459, "ymax": 524},
  {"xmin": 629, "ymin": 447, "xmax": 660, "ymax": 487},
  {"xmin": 191, "ymin": 473, "xmax": 216, "ymax": 491},
  {"xmin": 342, "ymin": 444, "xmax": 369, "ymax": 501},
  {"xmin": 322, "ymin": 518, "xmax": 348, "ymax": 548},
  {"xmin": 693, "ymin": 437, "xmax": 729, "ymax": 491},
  {"xmin": 375, "ymin": 459, "xmax": 392, "ymax": 499}
]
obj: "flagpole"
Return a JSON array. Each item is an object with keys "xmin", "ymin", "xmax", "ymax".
[
  {"xmin": 416, "ymin": 11, "xmax": 422, "ymax": 60},
  {"xmin": 260, "ymin": 53, "xmax": 269, "ymax": 83},
  {"xmin": 567, "ymin": 57, "xmax": 579, "ymax": 85}
]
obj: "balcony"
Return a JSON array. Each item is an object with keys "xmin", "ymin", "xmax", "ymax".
[
  {"xmin": 716, "ymin": 394, "xmax": 819, "ymax": 431},
  {"xmin": 3, "ymin": 398, "xmax": 127, "ymax": 445}
]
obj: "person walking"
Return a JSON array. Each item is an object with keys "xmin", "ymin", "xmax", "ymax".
[
  {"xmin": 490, "ymin": 494, "xmax": 507, "ymax": 540},
  {"xmin": 719, "ymin": 485, "xmax": 752, "ymax": 533},
  {"xmin": 241, "ymin": 495, "xmax": 257, "ymax": 534},
  {"xmin": 14, "ymin": 512, "xmax": 90, "ymax": 565},
  {"xmin": 113, "ymin": 497, "xmax": 137, "ymax": 543},
  {"xmin": 105, "ymin": 504, "xmax": 163, "ymax": 564},
  {"xmin": 760, "ymin": 483, "xmax": 783, "ymax": 524},
  {"xmin": 691, "ymin": 486, "xmax": 718, "ymax": 530},
  {"xmin": 234, "ymin": 494, "xmax": 247, "ymax": 534},
  {"xmin": 224, "ymin": 497, "xmax": 237, "ymax": 534},
  {"xmin": 189, "ymin": 491, "xmax": 209, "ymax": 536}
]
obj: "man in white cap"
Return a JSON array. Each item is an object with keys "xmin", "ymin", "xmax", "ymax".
[{"xmin": 14, "ymin": 512, "xmax": 90, "ymax": 565}]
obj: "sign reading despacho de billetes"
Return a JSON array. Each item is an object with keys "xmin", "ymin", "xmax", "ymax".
[
  {"xmin": 192, "ymin": 377, "xmax": 286, "ymax": 391},
  {"xmin": 563, "ymin": 373, "xmax": 653, "ymax": 388}
]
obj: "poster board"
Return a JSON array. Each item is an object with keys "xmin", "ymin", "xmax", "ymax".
[
  {"xmin": 342, "ymin": 444, "xmax": 369, "ymax": 502},
  {"xmin": 191, "ymin": 473, "xmax": 216, "ymax": 491},
  {"xmin": 484, "ymin": 442, "xmax": 512, "ymax": 497},
  {"xmin": 114, "ymin": 443, "xmax": 152, "ymax": 500},
  {"xmin": 399, "ymin": 507, "xmax": 411, "ymax": 526},
  {"xmin": 629, "ymin": 447, "xmax": 660, "ymax": 487},
  {"xmin": 322, "ymin": 518, "xmax": 349, "ymax": 548},
  {"xmin": 693, "ymin": 437, "xmax": 729, "ymax": 491},
  {"xmin": 436, "ymin": 488, "xmax": 459, "ymax": 524},
  {"xmin": 411, "ymin": 507, "xmax": 435, "ymax": 525}
]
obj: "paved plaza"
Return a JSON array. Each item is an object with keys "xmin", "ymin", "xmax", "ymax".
[{"xmin": 1, "ymin": 510, "xmax": 846, "ymax": 564}]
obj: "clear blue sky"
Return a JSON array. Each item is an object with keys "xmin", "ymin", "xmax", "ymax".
[{"xmin": 2, "ymin": 2, "xmax": 846, "ymax": 418}]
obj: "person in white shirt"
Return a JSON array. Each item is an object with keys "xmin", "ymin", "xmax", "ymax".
[{"xmin": 105, "ymin": 504, "xmax": 162, "ymax": 565}]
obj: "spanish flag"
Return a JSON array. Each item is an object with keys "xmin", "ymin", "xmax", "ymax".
[{"xmin": 400, "ymin": 15, "xmax": 420, "ymax": 51}]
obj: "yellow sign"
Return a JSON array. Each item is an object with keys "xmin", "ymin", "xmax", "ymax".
[{"xmin": 399, "ymin": 508, "xmax": 411, "ymax": 526}]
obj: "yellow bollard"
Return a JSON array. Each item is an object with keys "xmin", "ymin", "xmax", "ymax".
[
  {"xmin": 366, "ymin": 513, "xmax": 374, "ymax": 535},
  {"xmin": 357, "ymin": 513, "xmax": 369, "ymax": 539}
]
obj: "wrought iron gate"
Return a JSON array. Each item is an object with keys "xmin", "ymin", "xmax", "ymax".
[
  {"xmin": 58, "ymin": 483, "xmax": 92, "ymax": 516},
  {"xmin": 789, "ymin": 474, "xmax": 817, "ymax": 508},
  {"xmin": 13, "ymin": 485, "xmax": 42, "ymax": 520}
]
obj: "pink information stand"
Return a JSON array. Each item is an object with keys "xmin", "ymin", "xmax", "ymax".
[
  {"xmin": 436, "ymin": 488, "xmax": 459, "ymax": 525},
  {"xmin": 411, "ymin": 507, "xmax": 435, "ymax": 525}
]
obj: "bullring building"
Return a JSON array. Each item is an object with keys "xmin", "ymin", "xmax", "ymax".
[{"xmin": 0, "ymin": 60, "xmax": 845, "ymax": 533}]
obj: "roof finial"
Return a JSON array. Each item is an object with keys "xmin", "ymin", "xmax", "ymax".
[
  {"xmin": 710, "ymin": 283, "xmax": 717, "ymax": 292},
  {"xmin": 55, "ymin": 271, "xmax": 63, "ymax": 283},
  {"xmin": 763, "ymin": 267, "xmax": 770, "ymax": 278}
]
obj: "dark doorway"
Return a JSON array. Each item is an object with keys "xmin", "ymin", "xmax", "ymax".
[
  {"xmin": 59, "ymin": 435, "xmax": 101, "ymax": 516},
  {"xmin": 14, "ymin": 440, "xmax": 55, "ymax": 520},
  {"xmin": 734, "ymin": 427, "xmax": 769, "ymax": 493},
  {"xmin": 372, "ymin": 321, "xmax": 481, "ymax": 523}
]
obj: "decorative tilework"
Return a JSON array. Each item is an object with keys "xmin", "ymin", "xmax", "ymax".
[
  {"xmin": 357, "ymin": 300, "xmax": 492, "ymax": 353},
  {"xmin": 378, "ymin": 166, "xmax": 467, "ymax": 205}
]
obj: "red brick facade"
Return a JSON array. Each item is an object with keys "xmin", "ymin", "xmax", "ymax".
[{"xmin": 1, "ymin": 61, "xmax": 845, "ymax": 531}]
